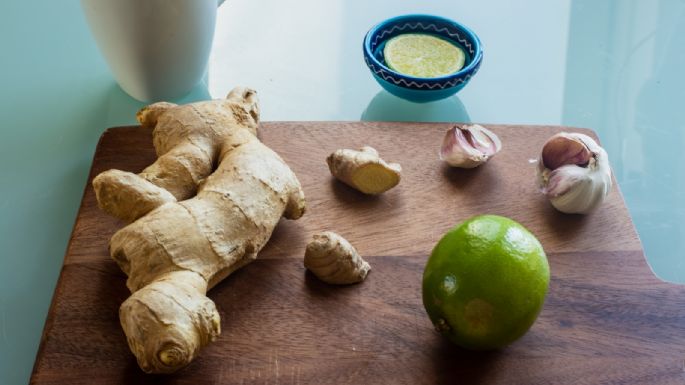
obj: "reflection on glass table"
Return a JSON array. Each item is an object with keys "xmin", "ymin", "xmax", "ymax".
[{"xmin": 362, "ymin": 91, "xmax": 471, "ymax": 123}]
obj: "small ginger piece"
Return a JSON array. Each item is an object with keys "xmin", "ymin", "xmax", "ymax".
[
  {"xmin": 326, "ymin": 146, "xmax": 401, "ymax": 194},
  {"xmin": 304, "ymin": 232, "xmax": 371, "ymax": 284}
]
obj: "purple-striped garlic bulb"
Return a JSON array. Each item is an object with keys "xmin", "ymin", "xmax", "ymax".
[{"xmin": 536, "ymin": 132, "xmax": 612, "ymax": 214}]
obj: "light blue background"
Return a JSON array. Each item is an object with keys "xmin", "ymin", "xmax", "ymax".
[{"xmin": 1, "ymin": 1, "xmax": 683, "ymax": 384}]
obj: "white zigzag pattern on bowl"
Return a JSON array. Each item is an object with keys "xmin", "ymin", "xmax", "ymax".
[
  {"xmin": 373, "ymin": 22, "xmax": 475, "ymax": 56},
  {"xmin": 365, "ymin": 57, "xmax": 476, "ymax": 90}
]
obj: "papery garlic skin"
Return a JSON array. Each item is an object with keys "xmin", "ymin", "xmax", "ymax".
[
  {"xmin": 440, "ymin": 124, "xmax": 502, "ymax": 168},
  {"xmin": 537, "ymin": 132, "xmax": 612, "ymax": 214}
]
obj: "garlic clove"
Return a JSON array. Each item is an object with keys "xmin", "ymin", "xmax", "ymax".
[
  {"xmin": 541, "ymin": 133, "xmax": 592, "ymax": 170},
  {"xmin": 546, "ymin": 166, "xmax": 611, "ymax": 213},
  {"xmin": 536, "ymin": 132, "xmax": 612, "ymax": 214},
  {"xmin": 440, "ymin": 124, "xmax": 502, "ymax": 168},
  {"xmin": 544, "ymin": 164, "xmax": 588, "ymax": 197}
]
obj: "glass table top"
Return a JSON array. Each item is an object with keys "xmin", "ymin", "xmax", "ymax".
[{"xmin": 1, "ymin": 1, "xmax": 683, "ymax": 384}]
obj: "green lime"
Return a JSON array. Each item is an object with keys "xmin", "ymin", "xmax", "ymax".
[
  {"xmin": 422, "ymin": 215, "xmax": 549, "ymax": 350},
  {"xmin": 384, "ymin": 33, "xmax": 465, "ymax": 78}
]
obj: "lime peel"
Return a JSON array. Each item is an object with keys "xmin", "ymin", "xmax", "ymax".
[{"xmin": 422, "ymin": 215, "xmax": 550, "ymax": 350}]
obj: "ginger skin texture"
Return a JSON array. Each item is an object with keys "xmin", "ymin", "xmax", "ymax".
[
  {"xmin": 326, "ymin": 146, "xmax": 401, "ymax": 195},
  {"xmin": 92, "ymin": 88, "xmax": 306, "ymax": 373},
  {"xmin": 304, "ymin": 232, "xmax": 371, "ymax": 284}
]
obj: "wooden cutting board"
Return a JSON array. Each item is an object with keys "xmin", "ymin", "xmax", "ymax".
[{"xmin": 31, "ymin": 122, "xmax": 685, "ymax": 385}]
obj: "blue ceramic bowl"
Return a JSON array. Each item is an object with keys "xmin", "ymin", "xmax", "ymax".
[{"xmin": 363, "ymin": 14, "xmax": 483, "ymax": 103}]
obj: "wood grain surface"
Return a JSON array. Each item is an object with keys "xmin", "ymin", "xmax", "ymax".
[{"xmin": 31, "ymin": 122, "xmax": 685, "ymax": 385}]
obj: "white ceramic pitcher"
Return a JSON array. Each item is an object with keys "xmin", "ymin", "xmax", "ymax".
[{"xmin": 81, "ymin": 0, "xmax": 225, "ymax": 102}]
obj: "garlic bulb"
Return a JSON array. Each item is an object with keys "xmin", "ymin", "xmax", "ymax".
[
  {"xmin": 536, "ymin": 132, "xmax": 612, "ymax": 214},
  {"xmin": 440, "ymin": 124, "xmax": 502, "ymax": 168}
]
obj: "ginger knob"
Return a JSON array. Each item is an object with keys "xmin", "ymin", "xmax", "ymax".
[
  {"xmin": 304, "ymin": 232, "xmax": 371, "ymax": 284},
  {"xmin": 92, "ymin": 88, "xmax": 306, "ymax": 373},
  {"xmin": 327, "ymin": 146, "xmax": 401, "ymax": 194}
]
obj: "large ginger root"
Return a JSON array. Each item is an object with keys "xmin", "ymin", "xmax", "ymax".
[
  {"xmin": 304, "ymin": 232, "xmax": 371, "ymax": 284},
  {"xmin": 327, "ymin": 146, "xmax": 401, "ymax": 194},
  {"xmin": 92, "ymin": 87, "xmax": 306, "ymax": 373}
]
